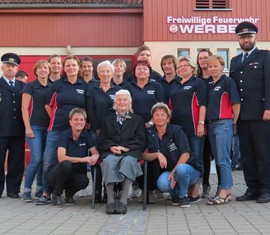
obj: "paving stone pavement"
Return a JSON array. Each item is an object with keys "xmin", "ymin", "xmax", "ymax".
[{"xmin": 1, "ymin": 171, "xmax": 270, "ymax": 235}]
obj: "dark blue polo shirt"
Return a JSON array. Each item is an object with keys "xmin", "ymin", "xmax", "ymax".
[
  {"xmin": 170, "ymin": 75, "xmax": 207, "ymax": 136},
  {"xmin": 157, "ymin": 74, "xmax": 180, "ymax": 105},
  {"xmin": 23, "ymin": 79, "xmax": 51, "ymax": 127},
  {"xmin": 112, "ymin": 79, "xmax": 129, "ymax": 88},
  {"xmin": 126, "ymin": 70, "xmax": 163, "ymax": 83},
  {"xmin": 125, "ymin": 80, "xmax": 165, "ymax": 122},
  {"xmin": 147, "ymin": 124, "xmax": 201, "ymax": 173},
  {"xmin": 58, "ymin": 128, "xmax": 95, "ymax": 175},
  {"xmin": 86, "ymin": 78, "xmax": 99, "ymax": 88},
  {"xmin": 46, "ymin": 77, "xmax": 88, "ymax": 132},
  {"xmin": 206, "ymin": 74, "xmax": 240, "ymax": 121},
  {"xmin": 86, "ymin": 83, "xmax": 120, "ymax": 131}
]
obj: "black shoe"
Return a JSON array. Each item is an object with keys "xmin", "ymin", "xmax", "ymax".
[
  {"xmin": 51, "ymin": 194, "xmax": 63, "ymax": 208},
  {"xmin": 65, "ymin": 196, "xmax": 75, "ymax": 206},
  {"xmin": 256, "ymin": 192, "xmax": 270, "ymax": 203},
  {"xmin": 106, "ymin": 203, "xmax": 116, "ymax": 214},
  {"xmin": 116, "ymin": 202, "xmax": 127, "ymax": 214},
  {"xmin": 7, "ymin": 192, "xmax": 19, "ymax": 198},
  {"xmin": 236, "ymin": 191, "xmax": 259, "ymax": 201},
  {"xmin": 36, "ymin": 195, "xmax": 51, "ymax": 205}
]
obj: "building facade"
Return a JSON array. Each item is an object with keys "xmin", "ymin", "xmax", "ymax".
[{"xmin": 0, "ymin": 0, "xmax": 269, "ymax": 79}]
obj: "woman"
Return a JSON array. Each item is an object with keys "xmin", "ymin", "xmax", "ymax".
[
  {"xmin": 196, "ymin": 49, "xmax": 215, "ymax": 198},
  {"xmin": 80, "ymin": 56, "xmax": 98, "ymax": 87},
  {"xmin": 170, "ymin": 56, "xmax": 207, "ymax": 201},
  {"xmin": 206, "ymin": 55, "xmax": 240, "ymax": 205},
  {"xmin": 125, "ymin": 60, "xmax": 165, "ymax": 128},
  {"xmin": 98, "ymin": 89, "xmax": 146, "ymax": 214},
  {"xmin": 37, "ymin": 55, "xmax": 88, "ymax": 205},
  {"xmin": 21, "ymin": 60, "xmax": 51, "ymax": 202},
  {"xmin": 86, "ymin": 60, "xmax": 120, "ymax": 203},
  {"xmin": 112, "ymin": 58, "xmax": 128, "ymax": 87},
  {"xmin": 143, "ymin": 102, "xmax": 202, "ymax": 208},
  {"xmin": 125, "ymin": 60, "xmax": 165, "ymax": 200}
]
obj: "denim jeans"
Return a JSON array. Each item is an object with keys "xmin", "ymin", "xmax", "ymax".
[
  {"xmin": 24, "ymin": 126, "xmax": 47, "ymax": 193},
  {"xmin": 208, "ymin": 119, "xmax": 233, "ymax": 190},
  {"xmin": 188, "ymin": 135, "xmax": 205, "ymax": 171},
  {"xmin": 157, "ymin": 164, "xmax": 200, "ymax": 199},
  {"xmin": 42, "ymin": 131, "xmax": 61, "ymax": 193}
]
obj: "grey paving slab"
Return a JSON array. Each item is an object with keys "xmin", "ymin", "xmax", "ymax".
[{"xmin": 0, "ymin": 171, "xmax": 270, "ymax": 234}]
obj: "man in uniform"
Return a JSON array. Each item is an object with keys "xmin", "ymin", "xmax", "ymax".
[
  {"xmin": 0, "ymin": 53, "xmax": 25, "ymax": 198},
  {"xmin": 230, "ymin": 22, "xmax": 270, "ymax": 203}
]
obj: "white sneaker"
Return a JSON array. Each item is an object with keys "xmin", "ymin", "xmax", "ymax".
[
  {"xmin": 78, "ymin": 188, "xmax": 87, "ymax": 198},
  {"xmin": 129, "ymin": 187, "xmax": 141, "ymax": 198}
]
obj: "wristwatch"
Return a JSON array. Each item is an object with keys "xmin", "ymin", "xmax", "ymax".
[{"xmin": 199, "ymin": 121, "xmax": 205, "ymax": 125}]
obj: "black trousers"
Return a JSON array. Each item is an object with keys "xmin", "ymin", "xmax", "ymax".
[
  {"xmin": 0, "ymin": 137, "xmax": 25, "ymax": 195},
  {"xmin": 238, "ymin": 120, "xmax": 270, "ymax": 192},
  {"xmin": 47, "ymin": 161, "xmax": 89, "ymax": 197}
]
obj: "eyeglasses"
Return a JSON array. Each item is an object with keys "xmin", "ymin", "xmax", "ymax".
[
  {"xmin": 153, "ymin": 113, "xmax": 168, "ymax": 118},
  {"xmin": 178, "ymin": 64, "xmax": 190, "ymax": 69},
  {"xmin": 199, "ymin": 56, "xmax": 209, "ymax": 61}
]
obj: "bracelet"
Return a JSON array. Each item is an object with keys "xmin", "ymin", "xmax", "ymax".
[
  {"xmin": 171, "ymin": 170, "xmax": 175, "ymax": 174},
  {"xmin": 199, "ymin": 121, "xmax": 205, "ymax": 125}
]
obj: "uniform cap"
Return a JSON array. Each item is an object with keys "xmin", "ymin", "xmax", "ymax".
[
  {"xmin": 1, "ymin": 53, "xmax": 21, "ymax": 66},
  {"xmin": 235, "ymin": 21, "xmax": 258, "ymax": 36}
]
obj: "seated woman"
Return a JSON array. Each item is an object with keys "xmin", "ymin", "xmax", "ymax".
[
  {"xmin": 98, "ymin": 89, "xmax": 146, "ymax": 214},
  {"xmin": 143, "ymin": 102, "xmax": 202, "ymax": 208}
]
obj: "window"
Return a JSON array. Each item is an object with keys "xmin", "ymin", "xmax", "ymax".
[
  {"xmin": 195, "ymin": 0, "xmax": 228, "ymax": 9},
  {"xmin": 237, "ymin": 48, "xmax": 242, "ymax": 55},
  {"xmin": 177, "ymin": 49, "xmax": 190, "ymax": 58},
  {"xmin": 217, "ymin": 49, "xmax": 229, "ymax": 70}
]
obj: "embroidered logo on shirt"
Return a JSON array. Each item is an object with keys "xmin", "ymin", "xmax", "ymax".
[
  {"xmin": 79, "ymin": 143, "xmax": 86, "ymax": 146},
  {"xmin": 109, "ymin": 94, "xmax": 115, "ymax": 100},
  {"xmin": 147, "ymin": 90, "xmax": 155, "ymax": 95},
  {"xmin": 168, "ymin": 143, "xmax": 177, "ymax": 152},
  {"xmin": 214, "ymin": 86, "xmax": 221, "ymax": 91},
  {"xmin": 76, "ymin": 89, "xmax": 85, "ymax": 95},
  {"xmin": 184, "ymin": 86, "xmax": 192, "ymax": 90}
]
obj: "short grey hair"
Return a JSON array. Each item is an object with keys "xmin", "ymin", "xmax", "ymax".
[
  {"xmin": 69, "ymin": 108, "xmax": 87, "ymax": 120},
  {"xmin": 113, "ymin": 89, "xmax": 132, "ymax": 110},
  {"xmin": 151, "ymin": 102, "xmax": 171, "ymax": 117},
  {"xmin": 177, "ymin": 56, "xmax": 196, "ymax": 74},
  {"xmin": 97, "ymin": 60, "xmax": 114, "ymax": 73}
]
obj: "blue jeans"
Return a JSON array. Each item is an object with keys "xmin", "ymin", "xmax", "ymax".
[
  {"xmin": 188, "ymin": 135, "xmax": 205, "ymax": 171},
  {"xmin": 24, "ymin": 126, "xmax": 47, "ymax": 193},
  {"xmin": 231, "ymin": 135, "xmax": 240, "ymax": 170},
  {"xmin": 208, "ymin": 119, "xmax": 233, "ymax": 190},
  {"xmin": 42, "ymin": 131, "xmax": 61, "ymax": 193},
  {"xmin": 157, "ymin": 164, "xmax": 200, "ymax": 199}
]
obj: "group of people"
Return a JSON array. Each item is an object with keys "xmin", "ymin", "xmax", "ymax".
[{"xmin": 0, "ymin": 21, "xmax": 270, "ymax": 214}]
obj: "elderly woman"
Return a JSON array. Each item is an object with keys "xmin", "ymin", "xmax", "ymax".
[
  {"xmin": 206, "ymin": 55, "xmax": 240, "ymax": 205},
  {"xmin": 143, "ymin": 102, "xmax": 202, "ymax": 208},
  {"xmin": 170, "ymin": 56, "xmax": 207, "ymax": 201},
  {"xmin": 98, "ymin": 89, "xmax": 146, "ymax": 214},
  {"xmin": 86, "ymin": 60, "xmax": 120, "ymax": 203}
]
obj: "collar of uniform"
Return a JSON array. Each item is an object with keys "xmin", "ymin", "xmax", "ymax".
[
  {"xmin": 161, "ymin": 74, "xmax": 180, "ymax": 84},
  {"xmin": 35, "ymin": 79, "xmax": 51, "ymax": 87},
  {"xmin": 242, "ymin": 46, "xmax": 257, "ymax": 58},
  {"xmin": 3, "ymin": 76, "xmax": 15, "ymax": 85},
  {"xmin": 67, "ymin": 128, "xmax": 86, "ymax": 141},
  {"xmin": 63, "ymin": 76, "xmax": 82, "ymax": 84},
  {"xmin": 178, "ymin": 74, "xmax": 196, "ymax": 84}
]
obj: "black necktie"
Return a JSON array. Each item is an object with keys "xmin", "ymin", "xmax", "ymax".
[
  {"xmin": 9, "ymin": 80, "xmax": 14, "ymax": 90},
  {"xmin": 242, "ymin": 53, "xmax": 248, "ymax": 63}
]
